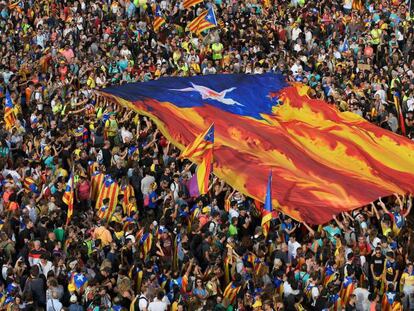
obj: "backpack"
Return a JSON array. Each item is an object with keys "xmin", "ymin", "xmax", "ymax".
[
  {"xmin": 297, "ymin": 272, "xmax": 307, "ymax": 291},
  {"xmin": 135, "ymin": 295, "xmax": 148, "ymax": 311},
  {"xmin": 201, "ymin": 220, "xmax": 216, "ymax": 234}
]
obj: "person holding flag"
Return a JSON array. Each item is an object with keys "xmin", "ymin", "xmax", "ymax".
[
  {"xmin": 4, "ymin": 89, "xmax": 17, "ymax": 131},
  {"xmin": 62, "ymin": 171, "xmax": 75, "ymax": 225},
  {"xmin": 180, "ymin": 124, "xmax": 214, "ymax": 197},
  {"xmin": 261, "ymin": 171, "xmax": 273, "ymax": 238},
  {"xmin": 187, "ymin": 7, "xmax": 218, "ymax": 35},
  {"xmin": 153, "ymin": 5, "xmax": 166, "ymax": 32}
]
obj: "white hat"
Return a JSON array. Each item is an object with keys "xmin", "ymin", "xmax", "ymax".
[{"xmin": 125, "ymin": 235, "xmax": 136, "ymax": 244}]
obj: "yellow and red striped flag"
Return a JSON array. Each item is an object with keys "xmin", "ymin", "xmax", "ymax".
[
  {"xmin": 182, "ymin": 124, "xmax": 214, "ymax": 196},
  {"xmin": 340, "ymin": 277, "xmax": 355, "ymax": 307},
  {"xmin": 63, "ymin": 172, "xmax": 75, "ymax": 225},
  {"xmin": 153, "ymin": 5, "xmax": 166, "ymax": 32},
  {"xmin": 4, "ymin": 90, "xmax": 16, "ymax": 130},
  {"xmin": 96, "ymin": 176, "xmax": 119, "ymax": 220},
  {"xmin": 23, "ymin": 177, "xmax": 40, "ymax": 195},
  {"xmin": 180, "ymin": 123, "xmax": 214, "ymax": 161},
  {"xmin": 187, "ymin": 8, "xmax": 217, "ymax": 34},
  {"xmin": 87, "ymin": 161, "xmax": 99, "ymax": 177},
  {"xmin": 393, "ymin": 93, "xmax": 406, "ymax": 136},
  {"xmin": 139, "ymin": 232, "xmax": 153, "ymax": 259},
  {"xmin": 261, "ymin": 171, "xmax": 273, "ymax": 237},
  {"xmin": 223, "ymin": 282, "xmax": 241, "ymax": 305},
  {"xmin": 120, "ymin": 183, "xmax": 136, "ymax": 216},
  {"xmin": 188, "ymin": 149, "xmax": 213, "ymax": 196},
  {"xmin": 90, "ymin": 171, "xmax": 104, "ymax": 201},
  {"xmin": 183, "ymin": 0, "xmax": 203, "ymax": 9}
]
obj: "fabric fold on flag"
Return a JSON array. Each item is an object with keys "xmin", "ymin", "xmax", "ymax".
[
  {"xmin": 97, "ymin": 73, "xmax": 414, "ymax": 224},
  {"xmin": 182, "ymin": 124, "xmax": 214, "ymax": 196},
  {"xmin": 187, "ymin": 150, "xmax": 213, "ymax": 196}
]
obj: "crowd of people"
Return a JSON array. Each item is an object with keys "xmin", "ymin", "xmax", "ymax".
[{"xmin": 1, "ymin": 0, "xmax": 414, "ymax": 310}]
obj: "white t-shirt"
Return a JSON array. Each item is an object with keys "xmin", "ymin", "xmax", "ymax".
[
  {"xmin": 148, "ymin": 300, "xmax": 167, "ymax": 311},
  {"xmin": 291, "ymin": 27, "xmax": 302, "ymax": 41},
  {"xmin": 138, "ymin": 294, "xmax": 149, "ymax": 311},
  {"xmin": 288, "ymin": 240, "xmax": 301, "ymax": 259},
  {"xmin": 407, "ymin": 97, "xmax": 414, "ymax": 111}
]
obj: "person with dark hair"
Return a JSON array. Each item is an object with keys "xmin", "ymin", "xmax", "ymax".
[
  {"xmin": 370, "ymin": 246, "xmax": 385, "ymax": 292},
  {"xmin": 148, "ymin": 290, "xmax": 168, "ymax": 311},
  {"xmin": 23, "ymin": 265, "xmax": 46, "ymax": 309}
]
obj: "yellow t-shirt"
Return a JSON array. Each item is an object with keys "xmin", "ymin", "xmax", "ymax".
[
  {"xmin": 402, "ymin": 272, "xmax": 414, "ymax": 285},
  {"xmin": 370, "ymin": 28, "xmax": 382, "ymax": 45}
]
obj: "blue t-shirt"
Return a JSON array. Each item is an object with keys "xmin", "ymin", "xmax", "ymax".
[
  {"xmin": 281, "ymin": 222, "xmax": 293, "ymax": 242},
  {"xmin": 148, "ymin": 191, "xmax": 158, "ymax": 209}
]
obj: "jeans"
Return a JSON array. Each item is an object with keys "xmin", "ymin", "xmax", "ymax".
[{"xmin": 403, "ymin": 286, "xmax": 414, "ymax": 310}]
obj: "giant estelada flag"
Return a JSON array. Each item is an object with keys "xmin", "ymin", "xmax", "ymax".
[{"xmin": 98, "ymin": 74, "xmax": 414, "ymax": 224}]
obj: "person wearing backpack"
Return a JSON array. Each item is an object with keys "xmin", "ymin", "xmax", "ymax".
[
  {"xmin": 294, "ymin": 264, "xmax": 310, "ymax": 292},
  {"xmin": 131, "ymin": 283, "xmax": 149, "ymax": 311},
  {"xmin": 304, "ymin": 272, "xmax": 320, "ymax": 310}
]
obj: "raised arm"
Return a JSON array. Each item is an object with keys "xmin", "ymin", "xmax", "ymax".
[
  {"xmin": 403, "ymin": 194, "xmax": 412, "ymax": 218},
  {"xmin": 394, "ymin": 193, "xmax": 403, "ymax": 209},
  {"xmin": 332, "ymin": 214, "xmax": 345, "ymax": 231},
  {"xmin": 302, "ymin": 221, "xmax": 315, "ymax": 236},
  {"xmin": 371, "ymin": 202, "xmax": 380, "ymax": 220},
  {"xmin": 377, "ymin": 197, "xmax": 390, "ymax": 214}
]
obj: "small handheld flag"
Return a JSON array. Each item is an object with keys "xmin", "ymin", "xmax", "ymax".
[
  {"xmin": 180, "ymin": 123, "xmax": 214, "ymax": 161},
  {"xmin": 63, "ymin": 172, "xmax": 75, "ymax": 225},
  {"xmin": 183, "ymin": 124, "xmax": 214, "ymax": 196},
  {"xmin": 261, "ymin": 171, "xmax": 273, "ymax": 237},
  {"xmin": 153, "ymin": 6, "xmax": 166, "ymax": 32},
  {"xmin": 4, "ymin": 90, "xmax": 16, "ymax": 130},
  {"xmin": 187, "ymin": 7, "xmax": 217, "ymax": 35}
]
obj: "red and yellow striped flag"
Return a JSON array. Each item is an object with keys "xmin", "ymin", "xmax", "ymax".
[
  {"xmin": 139, "ymin": 232, "xmax": 153, "ymax": 259},
  {"xmin": 23, "ymin": 177, "xmax": 40, "ymax": 194},
  {"xmin": 63, "ymin": 172, "xmax": 75, "ymax": 225},
  {"xmin": 180, "ymin": 123, "xmax": 214, "ymax": 161},
  {"xmin": 183, "ymin": 0, "xmax": 203, "ymax": 9},
  {"xmin": 87, "ymin": 161, "xmax": 99, "ymax": 177},
  {"xmin": 4, "ymin": 90, "xmax": 16, "ymax": 130},
  {"xmin": 261, "ymin": 172, "xmax": 273, "ymax": 237},
  {"xmin": 153, "ymin": 5, "xmax": 166, "ymax": 32},
  {"xmin": 120, "ymin": 183, "xmax": 136, "ymax": 216},
  {"xmin": 340, "ymin": 277, "xmax": 355, "ymax": 307},
  {"xmin": 223, "ymin": 282, "xmax": 241, "ymax": 305},
  {"xmin": 96, "ymin": 176, "xmax": 119, "ymax": 220},
  {"xmin": 393, "ymin": 93, "xmax": 406, "ymax": 136},
  {"xmin": 187, "ymin": 10, "xmax": 208, "ymax": 34},
  {"xmin": 90, "ymin": 171, "xmax": 104, "ymax": 201}
]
